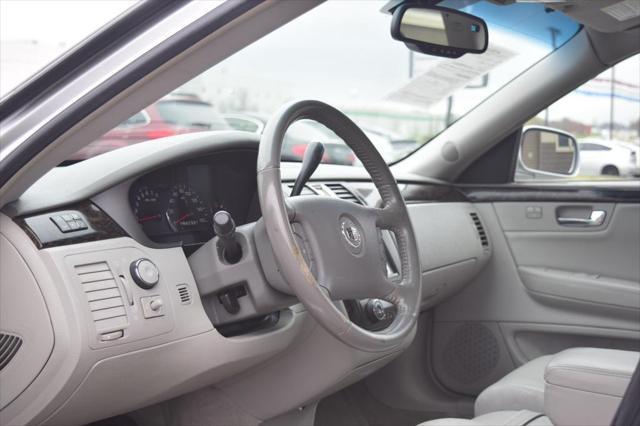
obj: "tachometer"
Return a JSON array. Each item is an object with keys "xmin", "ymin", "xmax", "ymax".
[
  {"xmin": 166, "ymin": 184, "xmax": 211, "ymax": 232},
  {"xmin": 132, "ymin": 186, "xmax": 163, "ymax": 225}
]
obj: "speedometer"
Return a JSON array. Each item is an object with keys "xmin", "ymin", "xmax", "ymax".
[{"xmin": 166, "ymin": 184, "xmax": 212, "ymax": 232}]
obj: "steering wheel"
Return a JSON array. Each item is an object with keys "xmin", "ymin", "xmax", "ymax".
[{"xmin": 257, "ymin": 100, "xmax": 421, "ymax": 352}]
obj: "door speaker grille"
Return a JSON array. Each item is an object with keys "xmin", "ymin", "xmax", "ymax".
[
  {"xmin": 0, "ymin": 332, "xmax": 23, "ymax": 371},
  {"xmin": 442, "ymin": 322, "xmax": 499, "ymax": 384}
]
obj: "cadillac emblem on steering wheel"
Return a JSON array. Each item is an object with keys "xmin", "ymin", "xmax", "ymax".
[{"xmin": 340, "ymin": 217, "xmax": 362, "ymax": 250}]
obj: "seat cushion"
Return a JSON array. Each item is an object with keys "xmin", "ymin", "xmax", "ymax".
[
  {"xmin": 474, "ymin": 355, "xmax": 552, "ymax": 416},
  {"xmin": 418, "ymin": 410, "xmax": 552, "ymax": 426}
]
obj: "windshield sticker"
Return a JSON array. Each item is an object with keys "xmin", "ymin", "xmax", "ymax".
[
  {"xmin": 602, "ymin": 0, "xmax": 640, "ymax": 22},
  {"xmin": 385, "ymin": 45, "xmax": 516, "ymax": 108}
]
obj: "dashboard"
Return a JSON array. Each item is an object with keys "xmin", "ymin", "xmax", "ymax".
[
  {"xmin": 128, "ymin": 150, "xmax": 261, "ymax": 245},
  {"xmin": 4, "ymin": 133, "xmax": 493, "ymax": 426}
]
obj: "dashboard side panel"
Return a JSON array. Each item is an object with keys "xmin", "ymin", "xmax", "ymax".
[
  {"xmin": 0, "ymin": 235, "xmax": 54, "ymax": 412},
  {"xmin": 406, "ymin": 203, "xmax": 491, "ymax": 309},
  {"xmin": 0, "ymin": 213, "xmax": 304, "ymax": 426}
]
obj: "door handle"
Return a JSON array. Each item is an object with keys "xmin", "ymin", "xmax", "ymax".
[{"xmin": 557, "ymin": 210, "xmax": 606, "ymax": 227}]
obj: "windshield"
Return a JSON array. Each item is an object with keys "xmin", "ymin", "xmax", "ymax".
[
  {"xmin": 155, "ymin": 100, "xmax": 230, "ymax": 130},
  {"xmin": 69, "ymin": 0, "xmax": 580, "ymax": 164}
]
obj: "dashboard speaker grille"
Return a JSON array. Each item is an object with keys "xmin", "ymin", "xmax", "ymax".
[
  {"xmin": 177, "ymin": 284, "xmax": 192, "ymax": 305},
  {"xmin": 0, "ymin": 332, "xmax": 23, "ymax": 371},
  {"xmin": 469, "ymin": 212, "xmax": 489, "ymax": 250},
  {"xmin": 75, "ymin": 262, "xmax": 128, "ymax": 333}
]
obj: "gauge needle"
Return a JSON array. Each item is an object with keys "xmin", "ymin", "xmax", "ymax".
[
  {"xmin": 174, "ymin": 213, "xmax": 192, "ymax": 224},
  {"xmin": 137, "ymin": 214, "xmax": 161, "ymax": 223}
]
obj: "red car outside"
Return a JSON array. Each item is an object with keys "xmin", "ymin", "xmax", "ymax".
[{"xmin": 69, "ymin": 95, "xmax": 230, "ymax": 161}]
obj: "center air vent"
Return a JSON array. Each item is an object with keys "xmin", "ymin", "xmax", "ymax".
[
  {"xmin": 324, "ymin": 183, "xmax": 362, "ymax": 205},
  {"xmin": 285, "ymin": 183, "xmax": 316, "ymax": 196},
  {"xmin": 75, "ymin": 262, "xmax": 128, "ymax": 333},
  {"xmin": 0, "ymin": 333, "xmax": 23, "ymax": 371},
  {"xmin": 469, "ymin": 212, "xmax": 489, "ymax": 250}
]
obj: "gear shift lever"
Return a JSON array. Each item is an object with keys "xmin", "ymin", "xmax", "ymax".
[
  {"xmin": 213, "ymin": 210, "xmax": 242, "ymax": 264},
  {"xmin": 290, "ymin": 142, "xmax": 324, "ymax": 196}
]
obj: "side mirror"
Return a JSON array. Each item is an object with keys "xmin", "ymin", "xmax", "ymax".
[
  {"xmin": 518, "ymin": 126, "xmax": 580, "ymax": 178},
  {"xmin": 390, "ymin": 5, "xmax": 488, "ymax": 58}
]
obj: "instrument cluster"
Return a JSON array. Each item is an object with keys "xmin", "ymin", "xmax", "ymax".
[{"xmin": 128, "ymin": 152, "xmax": 260, "ymax": 245}]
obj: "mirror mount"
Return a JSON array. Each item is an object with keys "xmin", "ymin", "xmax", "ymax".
[{"xmin": 389, "ymin": 3, "xmax": 489, "ymax": 58}]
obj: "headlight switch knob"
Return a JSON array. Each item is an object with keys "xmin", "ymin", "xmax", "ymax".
[{"xmin": 130, "ymin": 258, "xmax": 159, "ymax": 289}]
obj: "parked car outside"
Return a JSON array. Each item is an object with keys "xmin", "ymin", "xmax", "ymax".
[
  {"xmin": 221, "ymin": 112, "xmax": 414, "ymax": 164},
  {"xmin": 70, "ymin": 95, "xmax": 230, "ymax": 161},
  {"xmin": 221, "ymin": 112, "xmax": 356, "ymax": 164},
  {"xmin": 577, "ymin": 138, "xmax": 640, "ymax": 177}
]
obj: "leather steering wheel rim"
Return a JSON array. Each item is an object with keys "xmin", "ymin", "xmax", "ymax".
[{"xmin": 257, "ymin": 100, "xmax": 421, "ymax": 352}]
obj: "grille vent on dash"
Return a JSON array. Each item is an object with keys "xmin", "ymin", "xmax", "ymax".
[
  {"xmin": 286, "ymin": 183, "xmax": 316, "ymax": 196},
  {"xmin": 177, "ymin": 284, "xmax": 192, "ymax": 305},
  {"xmin": 75, "ymin": 262, "xmax": 128, "ymax": 333},
  {"xmin": 469, "ymin": 213, "xmax": 489, "ymax": 250},
  {"xmin": 324, "ymin": 183, "xmax": 362, "ymax": 205},
  {"xmin": 0, "ymin": 333, "xmax": 23, "ymax": 371}
]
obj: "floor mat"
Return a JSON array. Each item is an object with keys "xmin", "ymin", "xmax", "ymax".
[{"xmin": 316, "ymin": 382, "xmax": 441, "ymax": 426}]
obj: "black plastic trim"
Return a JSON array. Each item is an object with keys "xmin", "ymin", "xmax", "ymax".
[
  {"xmin": 0, "ymin": 0, "xmax": 263, "ymax": 188},
  {"xmin": 457, "ymin": 184, "xmax": 640, "ymax": 203}
]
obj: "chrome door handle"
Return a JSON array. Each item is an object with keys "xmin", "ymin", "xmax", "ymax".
[{"xmin": 557, "ymin": 210, "xmax": 606, "ymax": 227}]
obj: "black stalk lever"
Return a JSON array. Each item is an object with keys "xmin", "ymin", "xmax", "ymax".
[
  {"xmin": 290, "ymin": 142, "xmax": 324, "ymax": 196},
  {"xmin": 213, "ymin": 210, "xmax": 242, "ymax": 264}
]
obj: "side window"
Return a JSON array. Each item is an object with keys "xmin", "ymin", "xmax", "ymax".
[{"xmin": 517, "ymin": 54, "xmax": 639, "ymax": 181}]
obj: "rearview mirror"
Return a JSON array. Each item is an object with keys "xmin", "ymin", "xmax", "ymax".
[
  {"xmin": 390, "ymin": 5, "xmax": 488, "ymax": 58},
  {"xmin": 518, "ymin": 126, "xmax": 579, "ymax": 178}
]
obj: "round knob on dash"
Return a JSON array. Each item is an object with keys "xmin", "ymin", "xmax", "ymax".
[{"xmin": 130, "ymin": 258, "xmax": 159, "ymax": 289}]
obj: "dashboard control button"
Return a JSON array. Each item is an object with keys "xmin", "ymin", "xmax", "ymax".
[
  {"xmin": 100, "ymin": 330, "xmax": 123, "ymax": 341},
  {"xmin": 150, "ymin": 298, "xmax": 163, "ymax": 311},
  {"xmin": 141, "ymin": 295, "xmax": 164, "ymax": 319},
  {"xmin": 51, "ymin": 216, "xmax": 71, "ymax": 232},
  {"xmin": 50, "ymin": 212, "xmax": 89, "ymax": 233},
  {"xmin": 130, "ymin": 258, "xmax": 159, "ymax": 289}
]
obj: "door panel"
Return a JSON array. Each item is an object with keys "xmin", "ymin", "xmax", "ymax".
[{"xmin": 431, "ymin": 201, "xmax": 640, "ymax": 396}]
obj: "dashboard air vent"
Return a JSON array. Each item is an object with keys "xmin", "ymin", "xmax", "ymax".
[
  {"xmin": 0, "ymin": 333, "xmax": 23, "ymax": 371},
  {"xmin": 75, "ymin": 262, "xmax": 128, "ymax": 333},
  {"xmin": 285, "ymin": 183, "xmax": 316, "ymax": 196},
  {"xmin": 177, "ymin": 284, "xmax": 192, "ymax": 305},
  {"xmin": 469, "ymin": 213, "xmax": 489, "ymax": 250},
  {"xmin": 324, "ymin": 183, "xmax": 362, "ymax": 205}
]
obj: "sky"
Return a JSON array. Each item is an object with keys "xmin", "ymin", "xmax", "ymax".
[
  {"xmin": 1, "ymin": 0, "xmax": 638, "ymax": 139},
  {"xmin": 0, "ymin": 0, "xmax": 136, "ymax": 96}
]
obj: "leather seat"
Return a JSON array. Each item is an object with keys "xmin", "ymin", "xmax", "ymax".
[
  {"xmin": 474, "ymin": 355, "xmax": 552, "ymax": 416},
  {"xmin": 418, "ymin": 348, "xmax": 638, "ymax": 426},
  {"xmin": 418, "ymin": 410, "xmax": 551, "ymax": 426}
]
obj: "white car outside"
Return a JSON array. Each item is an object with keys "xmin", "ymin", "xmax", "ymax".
[{"xmin": 577, "ymin": 138, "xmax": 640, "ymax": 177}]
